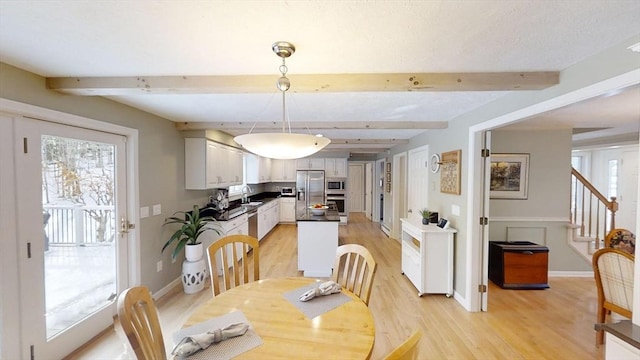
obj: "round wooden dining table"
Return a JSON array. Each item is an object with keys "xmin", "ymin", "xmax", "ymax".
[{"xmin": 182, "ymin": 277, "xmax": 375, "ymax": 359}]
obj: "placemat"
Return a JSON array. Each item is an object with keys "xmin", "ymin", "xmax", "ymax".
[
  {"xmin": 283, "ymin": 283, "xmax": 352, "ymax": 319},
  {"xmin": 172, "ymin": 310, "xmax": 262, "ymax": 360}
]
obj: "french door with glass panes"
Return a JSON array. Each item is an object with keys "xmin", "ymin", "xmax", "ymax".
[{"xmin": 15, "ymin": 117, "xmax": 129, "ymax": 359}]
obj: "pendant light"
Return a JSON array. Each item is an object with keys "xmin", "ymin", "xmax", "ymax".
[{"xmin": 234, "ymin": 42, "xmax": 330, "ymax": 159}]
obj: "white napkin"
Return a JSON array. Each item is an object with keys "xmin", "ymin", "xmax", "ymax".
[
  {"xmin": 171, "ymin": 322, "xmax": 249, "ymax": 357},
  {"xmin": 298, "ymin": 281, "xmax": 342, "ymax": 302}
]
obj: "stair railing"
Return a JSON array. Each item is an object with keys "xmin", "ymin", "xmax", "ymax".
[{"xmin": 570, "ymin": 167, "xmax": 618, "ymax": 250}]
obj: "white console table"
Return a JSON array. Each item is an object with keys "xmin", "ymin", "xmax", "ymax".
[{"xmin": 400, "ymin": 218, "xmax": 456, "ymax": 297}]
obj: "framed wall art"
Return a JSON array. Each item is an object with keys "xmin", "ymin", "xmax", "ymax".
[
  {"xmin": 440, "ymin": 150, "xmax": 461, "ymax": 195},
  {"xmin": 490, "ymin": 153, "xmax": 530, "ymax": 199}
]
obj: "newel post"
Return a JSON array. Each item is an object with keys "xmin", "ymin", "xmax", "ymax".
[{"xmin": 609, "ymin": 196, "xmax": 618, "ymax": 230}]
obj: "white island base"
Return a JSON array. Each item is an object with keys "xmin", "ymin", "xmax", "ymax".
[{"xmin": 297, "ymin": 220, "xmax": 339, "ymax": 277}]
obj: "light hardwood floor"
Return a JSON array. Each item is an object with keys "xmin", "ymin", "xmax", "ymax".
[{"xmin": 67, "ymin": 213, "xmax": 604, "ymax": 359}]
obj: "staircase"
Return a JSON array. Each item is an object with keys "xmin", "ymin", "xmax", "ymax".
[{"xmin": 568, "ymin": 167, "xmax": 618, "ymax": 262}]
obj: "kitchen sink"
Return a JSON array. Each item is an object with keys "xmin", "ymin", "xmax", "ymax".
[{"xmin": 247, "ymin": 201, "xmax": 263, "ymax": 206}]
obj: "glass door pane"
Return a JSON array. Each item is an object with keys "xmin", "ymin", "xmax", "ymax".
[{"xmin": 41, "ymin": 135, "xmax": 117, "ymax": 338}]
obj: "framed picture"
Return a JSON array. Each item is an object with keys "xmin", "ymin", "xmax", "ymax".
[
  {"xmin": 386, "ymin": 172, "xmax": 391, "ymax": 182},
  {"xmin": 490, "ymin": 153, "xmax": 530, "ymax": 199},
  {"xmin": 440, "ymin": 150, "xmax": 461, "ymax": 195},
  {"xmin": 386, "ymin": 162, "xmax": 391, "ymax": 173}
]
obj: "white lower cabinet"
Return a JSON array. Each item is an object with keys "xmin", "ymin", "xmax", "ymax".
[
  {"xmin": 400, "ymin": 218, "xmax": 456, "ymax": 297},
  {"xmin": 279, "ymin": 197, "xmax": 296, "ymax": 223},
  {"xmin": 257, "ymin": 199, "xmax": 279, "ymax": 240},
  {"xmin": 200, "ymin": 214, "xmax": 248, "ymax": 276}
]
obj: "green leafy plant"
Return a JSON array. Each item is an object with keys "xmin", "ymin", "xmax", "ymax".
[
  {"xmin": 419, "ymin": 208, "xmax": 432, "ymax": 219},
  {"xmin": 162, "ymin": 205, "xmax": 221, "ymax": 259}
]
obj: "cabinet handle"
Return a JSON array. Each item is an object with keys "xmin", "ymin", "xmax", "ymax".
[{"xmin": 522, "ymin": 251, "xmax": 534, "ymax": 255}]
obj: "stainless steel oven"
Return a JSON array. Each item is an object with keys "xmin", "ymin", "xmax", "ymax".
[{"xmin": 326, "ymin": 193, "xmax": 346, "ymax": 215}]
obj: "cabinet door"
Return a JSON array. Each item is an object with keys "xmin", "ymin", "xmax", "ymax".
[
  {"xmin": 228, "ymin": 147, "xmax": 244, "ymax": 185},
  {"xmin": 261, "ymin": 157, "xmax": 272, "ymax": 182},
  {"xmin": 206, "ymin": 141, "xmax": 222, "ymax": 187},
  {"xmin": 334, "ymin": 158, "xmax": 347, "ymax": 177},
  {"xmin": 272, "ymin": 159, "xmax": 296, "ymax": 182},
  {"xmin": 308, "ymin": 158, "xmax": 325, "ymax": 170},
  {"xmin": 271, "ymin": 159, "xmax": 285, "ymax": 181},
  {"xmin": 280, "ymin": 199, "xmax": 296, "ymax": 222},
  {"xmin": 325, "ymin": 158, "xmax": 336, "ymax": 176},
  {"xmin": 325, "ymin": 158, "xmax": 347, "ymax": 177},
  {"xmin": 296, "ymin": 158, "xmax": 310, "ymax": 169},
  {"xmin": 245, "ymin": 153, "xmax": 260, "ymax": 184},
  {"xmin": 283, "ymin": 159, "xmax": 296, "ymax": 180}
]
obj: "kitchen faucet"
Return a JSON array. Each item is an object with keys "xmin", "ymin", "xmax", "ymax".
[{"xmin": 241, "ymin": 185, "xmax": 253, "ymax": 204}]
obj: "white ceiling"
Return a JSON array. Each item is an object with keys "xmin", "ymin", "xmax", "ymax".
[{"xmin": 1, "ymin": 1, "xmax": 639, "ymax": 154}]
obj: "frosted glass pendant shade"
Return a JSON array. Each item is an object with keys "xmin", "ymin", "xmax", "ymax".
[{"xmin": 234, "ymin": 133, "xmax": 330, "ymax": 160}]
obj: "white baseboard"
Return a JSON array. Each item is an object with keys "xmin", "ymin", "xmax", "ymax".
[
  {"xmin": 152, "ymin": 276, "xmax": 182, "ymax": 300},
  {"xmin": 548, "ymin": 270, "xmax": 593, "ymax": 277}
]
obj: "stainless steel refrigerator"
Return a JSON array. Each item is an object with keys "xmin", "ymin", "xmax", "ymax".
[{"xmin": 296, "ymin": 170, "xmax": 325, "ymax": 217}]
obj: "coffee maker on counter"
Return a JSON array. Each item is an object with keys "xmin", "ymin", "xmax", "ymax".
[{"xmin": 207, "ymin": 189, "xmax": 229, "ymax": 213}]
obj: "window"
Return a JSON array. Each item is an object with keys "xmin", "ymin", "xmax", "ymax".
[{"xmin": 228, "ymin": 184, "xmax": 243, "ymax": 197}]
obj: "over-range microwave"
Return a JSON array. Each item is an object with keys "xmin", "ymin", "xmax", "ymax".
[
  {"xmin": 280, "ymin": 187, "xmax": 295, "ymax": 196},
  {"xmin": 326, "ymin": 179, "xmax": 346, "ymax": 191}
]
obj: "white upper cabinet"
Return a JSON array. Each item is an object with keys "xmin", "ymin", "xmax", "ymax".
[
  {"xmin": 297, "ymin": 158, "xmax": 325, "ymax": 170},
  {"xmin": 185, "ymin": 138, "xmax": 243, "ymax": 189},
  {"xmin": 245, "ymin": 153, "xmax": 272, "ymax": 184},
  {"xmin": 325, "ymin": 158, "xmax": 348, "ymax": 177},
  {"xmin": 271, "ymin": 159, "xmax": 297, "ymax": 182}
]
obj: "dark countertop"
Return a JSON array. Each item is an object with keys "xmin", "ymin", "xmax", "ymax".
[
  {"xmin": 199, "ymin": 192, "xmax": 282, "ymax": 221},
  {"xmin": 297, "ymin": 208, "xmax": 340, "ymax": 222},
  {"xmin": 595, "ymin": 320, "xmax": 640, "ymax": 349}
]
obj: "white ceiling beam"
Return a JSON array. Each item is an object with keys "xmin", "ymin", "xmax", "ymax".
[
  {"xmin": 175, "ymin": 121, "xmax": 447, "ymax": 131},
  {"xmin": 46, "ymin": 72, "xmax": 559, "ymax": 95}
]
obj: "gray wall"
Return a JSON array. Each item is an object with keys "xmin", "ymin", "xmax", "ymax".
[
  {"xmin": 0, "ymin": 62, "xmax": 209, "ymax": 293},
  {"xmin": 381, "ymin": 34, "xmax": 640, "ymax": 302},
  {"xmin": 489, "ymin": 129, "xmax": 590, "ymax": 271}
]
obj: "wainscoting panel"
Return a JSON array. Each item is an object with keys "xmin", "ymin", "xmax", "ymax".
[{"xmin": 506, "ymin": 226, "xmax": 547, "ymax": 245}]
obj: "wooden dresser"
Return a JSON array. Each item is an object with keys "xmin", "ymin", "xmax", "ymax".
[{"xmin": 489, "ymin": 241, "xmax": 549, "ymax": 289}]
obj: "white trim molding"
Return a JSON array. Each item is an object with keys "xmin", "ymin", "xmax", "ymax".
[
  {"xmin": 490, "ymin": 217, "xmax": 570, "ymax": 222},
  {"xmin": 548, "ymin": 271, "xmax": 594, "ymax": 277}
]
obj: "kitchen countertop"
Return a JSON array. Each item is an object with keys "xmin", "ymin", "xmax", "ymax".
[
  {"xmin": 297, "ymin": 210, "xmax": 340, "ymax": 222},
  {"xmin": 199, "ymin": 192, "xmax": 282, "ymax": 221}
]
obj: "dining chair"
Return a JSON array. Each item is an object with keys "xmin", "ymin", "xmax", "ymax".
[
  {"xmin": 117, "ymin": 286, "xmax": 167, "ymax": 360},
  {"xmin": 605, "ymin": 228, "xmax": 636, "ymax": 255},
  {"xmin": 592, "ymin": 247, "xmax": 635, "ymax": 346},
  {"xmin": 206, "ymin": 234, "xmax": 260, "ymax": 296},
  {"xmin": 332, "ymin": 244, "xmax": 378, "ymax": 305},
  {"xmin": 382, "ymin": 330, "xmax": 422, "ymax": 360}
]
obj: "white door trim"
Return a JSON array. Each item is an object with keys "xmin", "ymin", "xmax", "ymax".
[{"xmin": 0, "ymin": 98, "xmax": 140, "ymax": 359}]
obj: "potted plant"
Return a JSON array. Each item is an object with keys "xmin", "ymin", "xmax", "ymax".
[
  {"xmin": 419, "ymin": 209, "xmax": 432, "ymax": 225},
  {"xmin": 162, "ymin": 205, "xmax": 221, "ymax": 294}
]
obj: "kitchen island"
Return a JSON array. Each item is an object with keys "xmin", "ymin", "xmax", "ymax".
[{"xmin": 297, "ymin": 206, "xmax": 340, "ymax": 277}]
